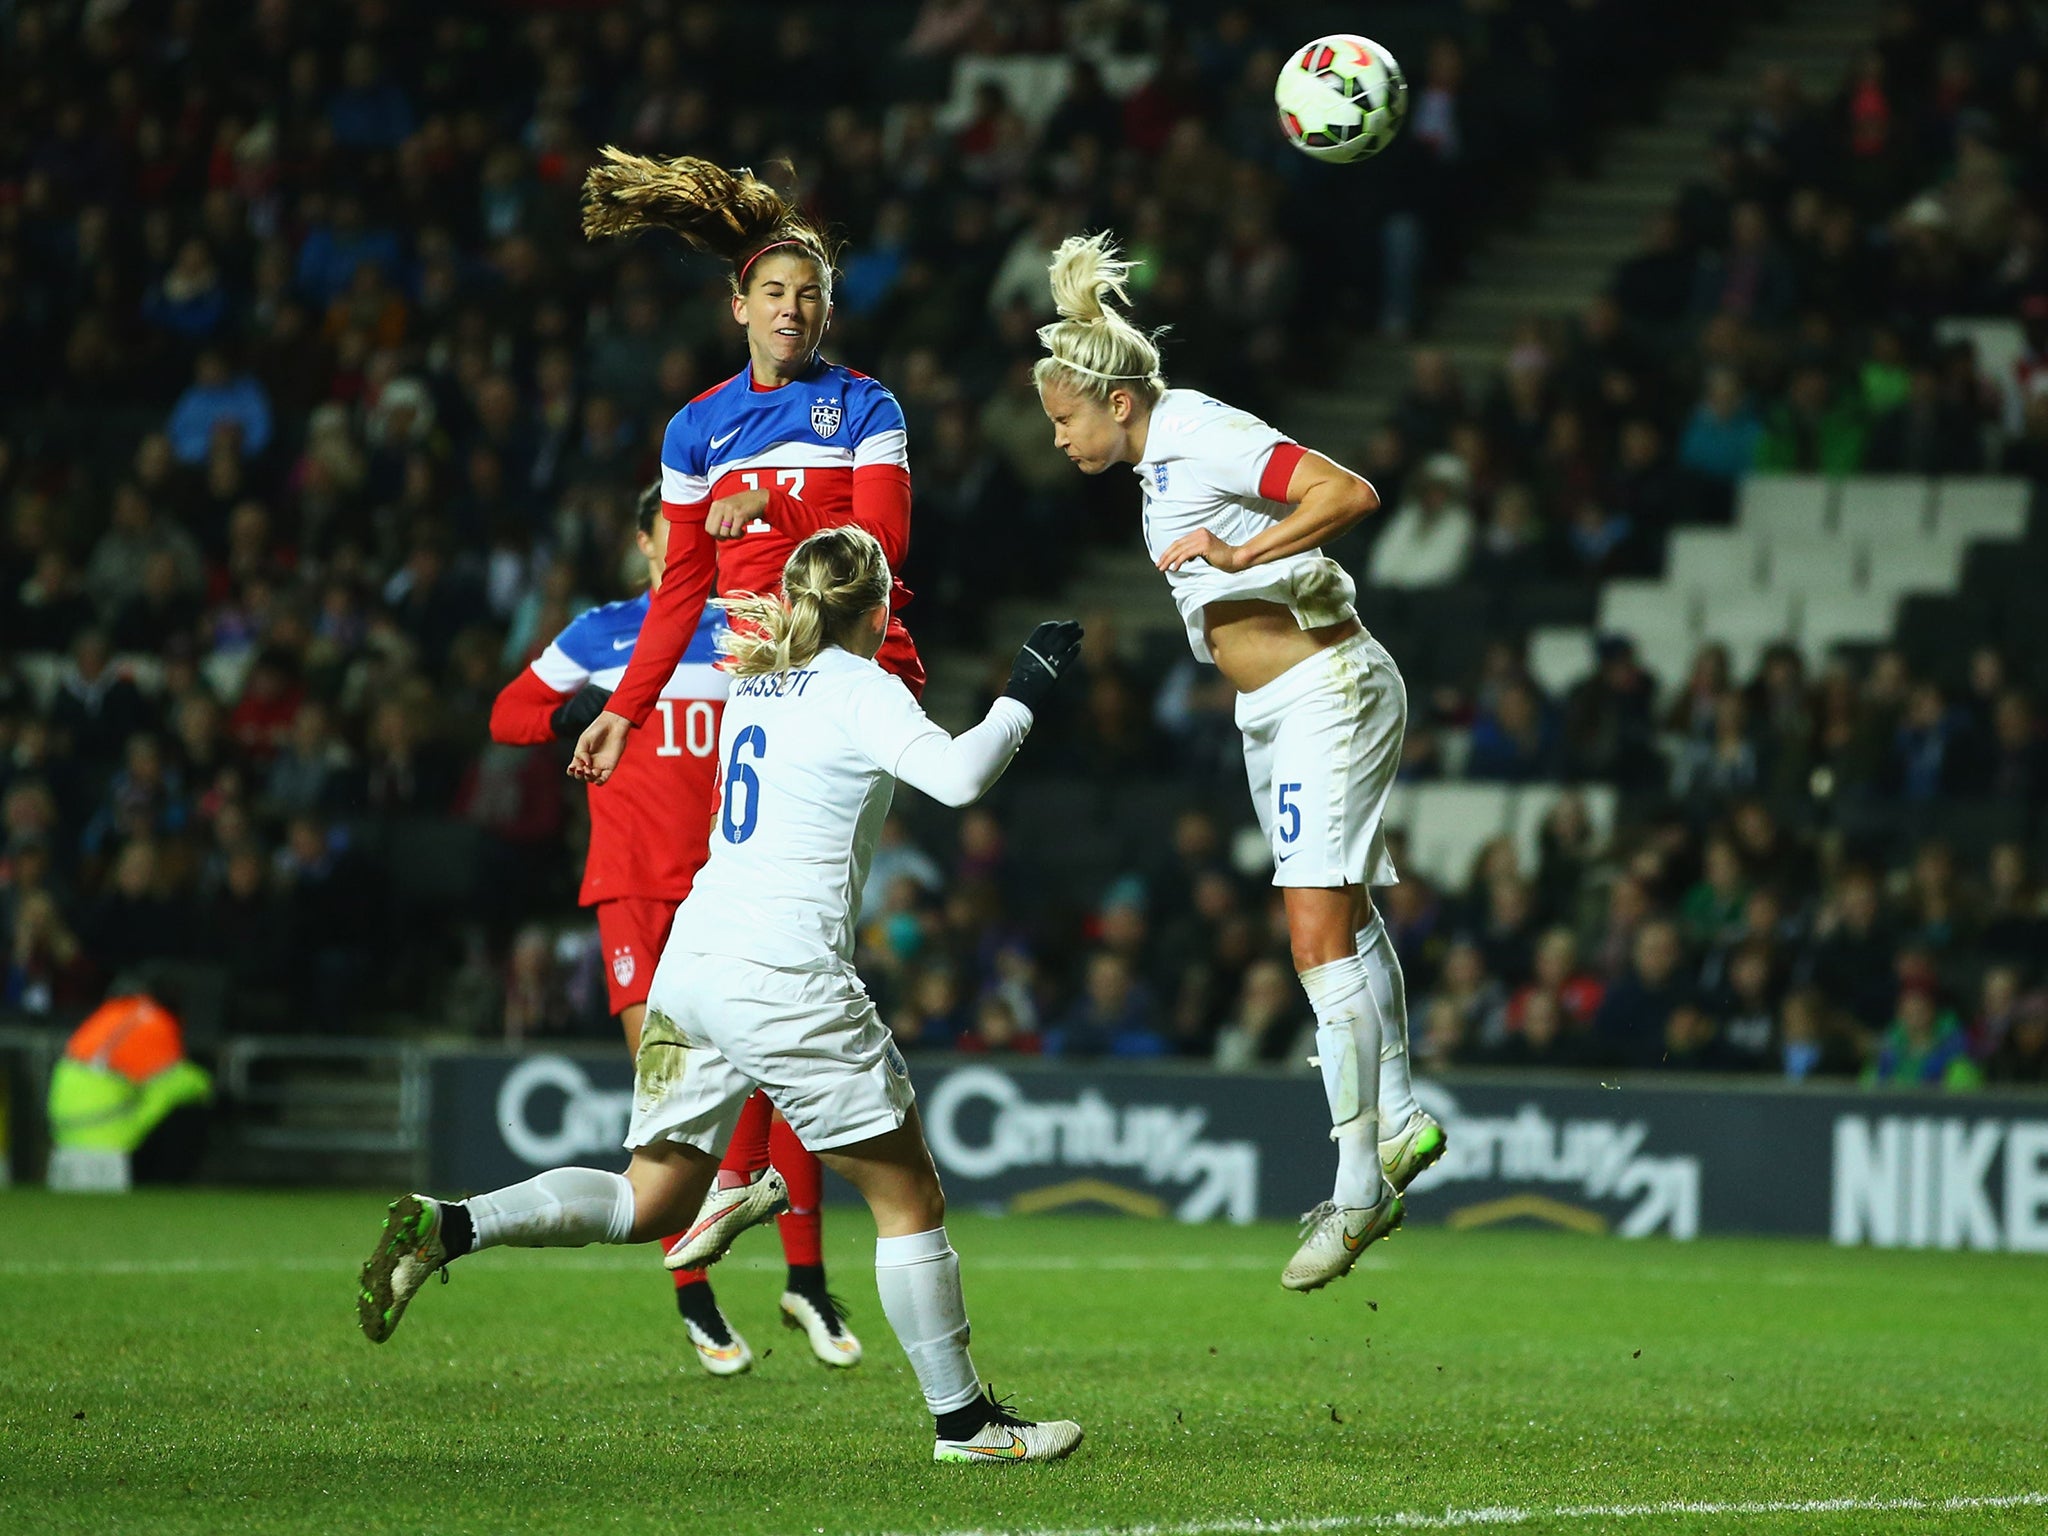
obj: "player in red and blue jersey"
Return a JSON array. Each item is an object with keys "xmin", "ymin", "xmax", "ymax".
[
  {"xmin": 490, "ymin": 486, "xmax": 861, "ymax": 1377},
  {"xmin": 571, "ymin": 151, "xmax": 925, "ymax": 795},
  {"xmin": 571, "ymin": 150, "xmax": 926, "ymax": 1360}
]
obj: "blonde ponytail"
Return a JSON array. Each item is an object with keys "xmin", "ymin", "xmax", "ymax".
[
  {"xmin": 717, "ymin": 526, "xmax": 892, "ymax": 678},
  {"xmin": 1032, "ymin": 232, "xmax": 1166, "ymax": 404}
]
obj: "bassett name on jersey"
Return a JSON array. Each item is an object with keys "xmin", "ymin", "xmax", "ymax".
[{"xmin": 732, "ymin": 668, "xmax": 819, "ymax": 699}]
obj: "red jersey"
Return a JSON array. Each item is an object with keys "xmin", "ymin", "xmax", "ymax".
[
  {"xmin": 489, "ymin": 590, "xmax": 725, "ymax": 905},
  {"xmin": 608, "ymin": 358, "xmax": 924, "ymax": 727}
]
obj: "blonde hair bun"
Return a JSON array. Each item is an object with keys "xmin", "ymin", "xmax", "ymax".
[
  {"xmin": 718, "ymin": 526, "xmax": 892, "ymax": 677},
  {"xmin": 1033, "ymin": 231, "xmax": 1166, "ymax": 403}
]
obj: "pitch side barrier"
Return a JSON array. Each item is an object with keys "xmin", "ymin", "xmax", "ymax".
[{"xmin": 429, "ymin": 1053, "xmax": 2048, "ymax": 1251}]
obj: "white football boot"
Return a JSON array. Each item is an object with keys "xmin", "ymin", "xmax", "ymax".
[
  {"xmin": 933, "ymin": 1395, "xmax": 1084, "ymax": 1464},
  {"xmin": 684, "ymin": 1308, "xmax": 754, "ymax": 1377},
  {"xmin": 1281, "ymin": 1184, "xmax": 1405, "ymax": 1293},
  {"xmin": 357, "ymin": 1193, "xmax": 450, "ymax": 1343},
  {"xmin": 1379, "ymin": 1108, "xmax": 1448, "ymax": 1193},
  {"xmin": 781, "ymin": 1289, "xmax": 863, "ymax": 1368},
  {"xmin": 664, "ymin": 1168, "xmax": 789, "ymax": 1271}
]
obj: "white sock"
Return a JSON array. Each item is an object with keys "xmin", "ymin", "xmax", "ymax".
[
  {"xmin": 1356, "ymin": 912, "xmax": 1420, "ymax": 1130},
  {"xmin": 875, "ymin": 1226, "xmax": 982, "ymax": 1417},
  {"xmin": 464, "ymin": 1167, "xmax": 637, "ymax": 1250},
  {"xmin": 1300, "ymin": 954, "xmax": 1382, "ymax": 1209}
]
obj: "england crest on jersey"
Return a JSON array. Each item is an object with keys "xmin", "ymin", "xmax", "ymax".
[{"xmin": 810, "ymin": 397, "xmax": 842, "ymax": 439}]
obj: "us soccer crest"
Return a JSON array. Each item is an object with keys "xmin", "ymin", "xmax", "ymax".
[
  {"xmin": 810, "ymin": 397, "xmax": 842, "ymax": 439},
  {"xmin": 611, "ymin": 949, "xmax": 635, "ymax": 987}
]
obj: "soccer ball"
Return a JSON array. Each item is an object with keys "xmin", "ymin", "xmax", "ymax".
[{"xmin": 1274, "ymin": 34, "xmax": 1407, "ymax": 164}]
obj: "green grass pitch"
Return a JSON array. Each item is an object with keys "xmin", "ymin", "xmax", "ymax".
[{"xmin": 1, "ymin": 1189, "xmax": 2044, "ymax": 1535}]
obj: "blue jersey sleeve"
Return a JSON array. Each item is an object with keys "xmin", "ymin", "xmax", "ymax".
[
  {"xmin": 846, "ymin": 378, "xmax": 908, "ymax": 471},
  {"xmin": 661, "ymin": 402, "xmax": 709, "ymax": 503}
]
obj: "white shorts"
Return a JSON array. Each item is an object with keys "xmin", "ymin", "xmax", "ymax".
[
  {"xmin": 627, "ymin": 950, "xmax": 916, "ymax": 1155},
  {"xmin": 1235, "ymin": 630, "xmax": 1406, "ymax": 889}
]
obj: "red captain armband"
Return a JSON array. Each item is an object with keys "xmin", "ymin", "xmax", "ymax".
[{"xmin": 1259, "ymin": 443, "xmax": 1309, "ymax": 502}]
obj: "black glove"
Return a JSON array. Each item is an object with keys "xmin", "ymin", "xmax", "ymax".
[
  {"xmin": 550, "ymin": 684, "xmax": 614, "ymax": 741},
  {"xmin": 1002, "ymin": 620, "xmax": 1085, "ymax": 712}
]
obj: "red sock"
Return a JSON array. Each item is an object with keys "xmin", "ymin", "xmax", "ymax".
[
  {"xmin": 667, "ymin": 1251, "xmax": 707, "ymax": 1290},
  {"xmin": 719, "ymin": 1091, "xmax": 775, "ymax": 1186},
  {"xmin": 770, "ymin": 1116, "xmax": 824, "ymax": 1268}
]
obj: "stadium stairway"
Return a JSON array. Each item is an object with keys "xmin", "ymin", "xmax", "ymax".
[
  {"xmin": 1528, "ymin": 475, "xmax": 2040, "ymax": 697},
  {"xmin": 1283, "ymin": 0, "xmax": 1890, "ymax": 454}
]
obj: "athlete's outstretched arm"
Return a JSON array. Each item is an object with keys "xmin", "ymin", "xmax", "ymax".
[
  {"xmin": 876, "ymin": 622, "xmax": 1083, "ymax": 807},
  {"xmin": 1156, "ymin": 450, "xmax": 1378, "ymax": 573},
  {"xmin": 892, "ymin": 700, "xmax": 1035, "ymax": 808},
  {"xmin": 570, "ymin": 507, "xmax": 716, "ymax": 784}
]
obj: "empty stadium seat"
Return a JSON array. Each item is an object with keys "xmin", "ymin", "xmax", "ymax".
[
  {"xmin": 1860, "ymin": 536, "xmax": 1964, "ymax": 599},
  {"xmin": 1631, "ymin": 621, "xmax": 1706, "ymax": 694},
  {"xmin": 1528, "ymin": 627, "xmax": 1595, "ymax": 698},
  {"xmin": 1934, "ymin": 478, "xmax": 2030, "ymax": 546},
  {"xmin": 1390, "ymin": 783, "xmax": 1514, "ymax": 888},
  {"xmin": 1600, "ymin": 580, "xmax": 1696, "ymax": 636},
  {"xmin": 1738, "ymin": 475, "xmax": 1834, "ymax": 540},
  {"xmin": 1699, "ymin": 589, "xmax": 1797, "ymax": 673},
  {"xmin": 1761, "ymin": 532, "xmax": 1852, "ymax": 592},
  {"xmin": 1838, "ymin": 476, "xmax": 1932, "ymax": 543},
  {"xmin": 1669, "ymin": 528, "xmax": 1762, "ymax": 593},
  {"xmin": 1596, "ymin": 579, "xmax": 1699, "ymax": 691},
  {"xmin": 1798, "ymin": 587, "xmax": 1895, "ymax": 659}
]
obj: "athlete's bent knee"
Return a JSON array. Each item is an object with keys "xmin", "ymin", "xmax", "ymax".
[{"xmin": 898, "ymin": 1166, "xmax": 945, "ymax": 1232}]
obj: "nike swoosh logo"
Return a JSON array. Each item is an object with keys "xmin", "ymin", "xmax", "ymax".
[
  {"xmin": 960, "ymin": 1433, "xmax": 1028, "ymax": 1459},
  {"xmin": 612, "ymin": 638, "xmax": 635, "ymax": 650},
  {"xmin": 1275, "ymin": 850, "xmax": 1298, "ymax": 863},
  {"xmin": 710, "ymin": 428, "xmax": 741, "ymax": 450}
]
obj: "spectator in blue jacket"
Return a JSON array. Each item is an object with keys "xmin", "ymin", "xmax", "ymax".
[
  {"xmin": 1468, "ymin": 679, "xmax": 1562, "ymax": 781},
  {"xmin": 1594, "ymin": 920, "xmax": 1692, "ymax": 1067},
  {"xmin": 1045, "ymin": 951, "xmax": 1167, "ymax": 1059},
  {"xmin": 1679, "ymin": 367, "xmax": 1765, "ymax": 483},
  {"xmin": 142, "ymin": 240, "xmax": 229, "ymax": 341},
  {"xmin": 294, "ymin": 196, "xmax": 403, "ymax": 306},
  {"xmin": 166, "ymin": 351, "xmax": 273, "ymax": 465},
  {"xmin": 327, "ymin": 45, "xmax": 415, "ymax": 151}
]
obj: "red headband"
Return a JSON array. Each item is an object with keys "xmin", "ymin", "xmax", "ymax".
[{"xmin": 737, "ymin": 239, "xmax": 812, "ymax": 286}]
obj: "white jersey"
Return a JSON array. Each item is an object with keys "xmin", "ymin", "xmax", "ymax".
[
  {"xmin": 668, "ymin": 645, "xmax": 1031, "ymax": 972},
  {"xmin": 1136, "ymin": 388, "xmax": 1362, "ymax": 663}
]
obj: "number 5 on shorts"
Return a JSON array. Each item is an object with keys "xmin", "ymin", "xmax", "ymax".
[
  {"xmin": 722, "ymin": 725, "xmax": 766, "ymax": 843},
  {"xmin": 1277, "ymin": 782, "xmax": 1302, "ymax": 844}
]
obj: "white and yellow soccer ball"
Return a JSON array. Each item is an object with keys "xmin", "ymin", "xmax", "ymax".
[{"xmin": 1274, "ymin": 34, "xmax": 1408, "ymax": 164}]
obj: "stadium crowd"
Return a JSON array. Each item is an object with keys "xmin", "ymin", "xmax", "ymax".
[
  {"xmin": 1, "ymin": 0, "xmax": 2043, "ymax": 1090},
  {"xmin": 854, "ymin": 786, "xmax": 2048, "ymax": 1087}
]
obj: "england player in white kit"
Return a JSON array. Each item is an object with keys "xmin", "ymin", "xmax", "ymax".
[
  {"xmin": 358, "ymin": 527, "xmax": 1088, "ymax": 1464},
  {"xmin": 1034, "ymin": 233, "xmax": 1445, "ymax": 1292}
]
